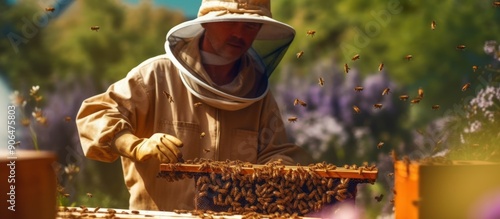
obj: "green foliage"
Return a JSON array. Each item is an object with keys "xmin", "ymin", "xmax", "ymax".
[
  {"xmin": 272, "ymin": 0, "xmax": 500, "ymax": 127},
  {"xmin": 1, "ymin": 0, "xmax": 185, "ymax": 92}
]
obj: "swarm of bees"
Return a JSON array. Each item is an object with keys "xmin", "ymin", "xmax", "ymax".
[
  {"xmin": 90, "ymin": 26, "xmax": 100, "ymax": 31},
  {"xmin": 158, "ymin": 159, "xmax": 377, "ymax": 216},
  {"xmin": 58, "ymin": 206, "xmax": 144, "ymax": 218}
]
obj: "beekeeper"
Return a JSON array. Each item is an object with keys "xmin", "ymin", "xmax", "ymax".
[{"xmin": 76, "ymin": 0, "xmax": 311, "ymax": 211}]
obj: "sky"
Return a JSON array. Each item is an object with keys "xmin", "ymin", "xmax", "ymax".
[
  {"xmin": 124, "ymin": 0, "xmax": 202, "ymax": 18},
  {"xmin": 6, "ymin": 0, "xmax": 202, "ymax": 18}
]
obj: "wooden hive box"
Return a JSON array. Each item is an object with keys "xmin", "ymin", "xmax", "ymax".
[
  {"xmin": 395, "ymin": 160, "xmax": 500, "ymax": 219},
  {"xmin": 160, "ymin": 161, "xmax": 378, "ymax": 216}
]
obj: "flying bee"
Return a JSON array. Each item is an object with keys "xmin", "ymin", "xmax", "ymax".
[
  {"xmin": 306, "ymin": 30, "xmax": 316, "ymax": 37},
  {"xmin": 462, "ymin": 82, "xmax": 471, "ymax": 91},
  {"xmin": 387, "ymin": 172, "xmax": 394, "ymax": 177},
  {"xmin": 45, "ymin": 7, "xmax": 55, "ymax": 12},
  {"xmin": 293, "ymin": 98, "xmax": 307, "ymax": 107},
  {"xmin": 399, "ymin": 95, "xmax": 409, "ymax": 101},
  {"xmin": 410, "ymin": 98, "xmax": 421, "ymax": 104},
  {"xmin": 373, "ymin": 103, "xmax": 383, "ymax": 109},
  {"xmin": 494, "ymin": 1, "xmax": 500, "ymax": 7},
  {"xmin": 200, "ymin": 132, "xmax": 206, "ymax": 138},
  {"xmin": 432, "ymin": 105, "xmax": 440, "ymax": 110},
  {"xmin": 288, "ymin": 116, "xmax": 298, "ymax": 123},
  {"xmin": 163, "ymin": 91, "xmax": 174, "ymax": 103},
  {"xmin": 296, "ymin": 51, "xmax": 304, "ymax": 58},
  {"xmin": 377, "ymin": 141, "xmax": 384, "ymax": 149},
  {"xmin": 203, "ymin": 148, "xmax": 210, "ymax": 153},
  {"xmin": 378, "ymin": 63, "xmax": 384, "ymax": 71},
  {"xmin": 405, "ymin": 54, "xmax": 413, "ymax": 61},
  {"xmin": 354, "ymin": 86, "xmax": 364, "ymax": 92},
  {"xmin": 375, "ymin": 194, "xmax": 384, "ymax": 202},
  {"xmin": 131, "ymin": 210, "xmax": 140, "ymax": 214},
  {"xmin": 456, "ymin": 45, "xmax": 466, "ymax": 50},
  {"xmin": 344, "ymin": 63, "xmax": 350, "ymax": 74},
  {"xmin": 194, "ymin": 102, "xmax": 202, "ymax": 107},
  {"xmin": 472, "ymin": 65, "xmax": 478, "ymax": 72},
  {"xmin": 64, "ymin": 116, "xmax": 72, "ymax": 122},
  {"xmin": 351, "ymin": 54, "xmax": 360, "ymax": 61},
  {"xmin": 86, "ymin": 192, "xmax": 92, "ymax": 198},
  {"xmin": 431, "ymin": 20, "xmax": 436, "ymax": 30},
  {"xmin": 352, "ymin": 105, "xmax": 361, "ymax": 114},
  {"xmin": 382, "ymin": 88, "xmax": 391, "ymax": 96},
  {"xmin": 318, "ymin": 77, "xmax": 325, "ymax": 87},
  {"xmin": 418, "ymin": 88, "xmax": 424, "ymax": 99},
  {"xmin": 90, "ymin": 26, "xmax": 100, "ymax": 31}
]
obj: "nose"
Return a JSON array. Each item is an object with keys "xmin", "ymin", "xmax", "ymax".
[{"xmin": 231, "ymin": 23, "xmax": 247, "ymax": 38}]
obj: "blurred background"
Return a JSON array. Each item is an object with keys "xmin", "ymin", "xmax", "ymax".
[{"xmin": 1, "ymin": 0, "xmax": 500, "ymax": 218}]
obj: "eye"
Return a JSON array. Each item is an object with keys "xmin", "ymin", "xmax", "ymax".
[{"xmin": 245, "ymin": 22, "xmax": 262, "ymax": 30}]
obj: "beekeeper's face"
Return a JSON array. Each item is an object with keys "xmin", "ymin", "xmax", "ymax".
[{"xmin": 201, "ymin": 22, "xmax": 262, "ymax": 60}]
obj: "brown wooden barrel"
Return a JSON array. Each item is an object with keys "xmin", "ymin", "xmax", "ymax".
[{"xmin": 0, "ymin": 150, "xmax": 57, "ymax": 219}]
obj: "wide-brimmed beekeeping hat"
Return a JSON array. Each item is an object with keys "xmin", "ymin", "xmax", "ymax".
[{"xmin": 165, "ymin": 0, "xmax": 295, "ymax": 111}]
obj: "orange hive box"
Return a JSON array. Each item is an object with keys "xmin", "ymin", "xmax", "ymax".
[{"xmin": 395, "ymin": 160, "xmax": 500, "ymax": 219}]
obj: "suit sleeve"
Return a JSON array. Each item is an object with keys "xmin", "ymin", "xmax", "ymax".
[{"xmin": 76, "ymin": 68, "xmax": 153, "ymax": 163}]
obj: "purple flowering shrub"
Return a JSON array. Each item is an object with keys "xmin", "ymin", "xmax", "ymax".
[
  {"xmin": 434, "ymin": 40, "xmax": 500, "ymax": 161},
  {"xmin": 13, "ymin": 79, "xmax": 129, "ymax": 207},
  {"xmin": 274, "ymin": 60, "xmax": 413, "ymax": 164}
]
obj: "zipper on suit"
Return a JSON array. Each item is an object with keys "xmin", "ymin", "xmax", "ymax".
[{"xmin": 214, "ymin": 108, "xmax": 220, "ymax": 160}]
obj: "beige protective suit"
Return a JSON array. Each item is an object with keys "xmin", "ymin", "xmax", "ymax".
[{"xmin": 76, "ymin": 35, "xmax": 308, "ymax": 210}]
